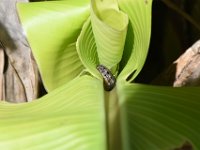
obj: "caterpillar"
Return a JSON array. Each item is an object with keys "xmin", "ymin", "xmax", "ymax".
[{"xmin": 97, "ymin": 65, "xmax": 116, "ymax": 91}]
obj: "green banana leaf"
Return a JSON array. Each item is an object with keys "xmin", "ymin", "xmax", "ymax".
[
  {"xmin": 0, "ymin": 0, "xmax": 199, "ymax": 149},
  {"xmin": 17, "ymin": 0, "xmax": 90, "ymax": 91},
  {"xmin": 0, "ymin": 76, "xmax": 106, "ymax": 150},
  {"xmin": 118, "ymin": 81, "xmax": 200, "ymax": 150}
]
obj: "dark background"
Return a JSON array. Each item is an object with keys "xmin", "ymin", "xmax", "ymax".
[{"xmin": 136, "ymin": 0, "xmax": 200, "ymax": 83}]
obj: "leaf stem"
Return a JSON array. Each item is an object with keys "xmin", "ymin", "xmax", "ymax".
[{"xmin": 104, "ymin": 87, "xmax": 122, "ymax": 150}]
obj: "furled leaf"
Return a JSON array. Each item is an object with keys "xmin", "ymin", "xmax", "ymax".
[
  {"xmin": 118, "ymin": 81, "xmax": 200, "ymax": 150},
  {"xmin": 90, "ymin": 0, "xmax": 128, "ymax": 71},
  {"xmin": 76, "ymin": 0, "xmax": 129, "ymax": 78},
  {"xmin": 0, "ymin": 76, "xmax": 106, "ymax": 150},
  {"xmin": 17, "ymin": 0, "xmax": 90, "ymax": 91},
  {"xmin": 118, "ymin": 0, "xmax": 152, "ymax": 82},
  {"xmin": 76, "ymin": 18, "xmax": 100, "ymax": 79}
]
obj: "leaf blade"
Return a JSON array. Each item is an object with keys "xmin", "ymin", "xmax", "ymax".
[
  {"xmin": 118, "ymin": 82, "xmax": 200, "ymax": 150},
  {"xmin": 0, "ymin": 76, "xmax": 106, "ymax": 150},
  {"xmin": 91, "ymin": 0, "xmax": 128, "ymax": 70},
  {"xmin": 76, "ymin": 18, "xmax": 100, "ymax": 78},
  {"xmin": 17, "ymin": 0, "xmax": 90, "ymax": 91},
  {"xmin": 118, "ymin": 0, "xmax": 152, "ymax": 81}
]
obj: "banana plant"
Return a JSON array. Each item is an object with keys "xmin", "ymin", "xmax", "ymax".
[{"xmin": 0, "ymin": 0, "xmax": 200, "ymax": 149}]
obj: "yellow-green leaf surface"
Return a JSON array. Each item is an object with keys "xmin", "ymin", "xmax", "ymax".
[
  {"xmin": 17, "ymin": 0, "xmax": 90, "ymax": 91},
  {"xmin": 0, "ymin": 76, "xmax": 106, "ymax": 150},
  {"xmin": 76, "ymin": 0, "xmax": 129, "ymax": 78},
  {"xmin": 76, "ymin": 18, "xmax": 100, "ymax": 79},
  {"xmin": 90, "ymin": 0, "xmax": 128, "ymax": 70},
  {"xmin": 118, "ymin": 0, "xmax": 152, "ymax": 82},
  {"xmin": 118, "ymin": 82, "xmax": 200, "ymax": 150},
  {"xmin": 16, "ymin": 0, "xmax": 200, "ymax": 150}
]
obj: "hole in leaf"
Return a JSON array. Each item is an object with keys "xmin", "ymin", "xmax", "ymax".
[
  {"xmin": 173, "ymin": 141, "xmax": 193, "ymax": 150},
  {"xmin": 126, "ymin": 70, "xmax": 136, "ymax": 82}
]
